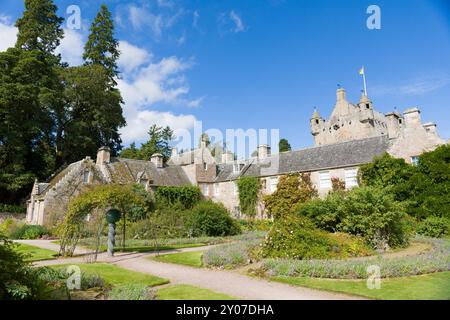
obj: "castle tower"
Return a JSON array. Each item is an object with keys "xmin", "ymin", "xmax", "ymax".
[
  {"xmin": 358, "ymin": 92, "xmax": 374, "ymax": 123},
  {"xmin": 310, "ymin": 108, "xmax": 322, "ymax": 137}
]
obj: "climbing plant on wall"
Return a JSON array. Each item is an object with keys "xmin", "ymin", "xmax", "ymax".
[
  {"xmin": 58, "ymin": 184, "xmax": 147, "ymax": 256},
  {"xmin": 236, "ymin": 176, "xmax": 261, "ymax": 218}
]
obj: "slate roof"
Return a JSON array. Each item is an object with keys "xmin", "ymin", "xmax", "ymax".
[
  {"xmin": 214, "ymin": 136, "xmax": 390, "ymax": 182},
  {"xmin": 106, "ymin": 158, "xmax": 191, "ymax": 186}
]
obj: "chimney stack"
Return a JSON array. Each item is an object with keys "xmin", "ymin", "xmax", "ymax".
[
  {"xmin": 258, "ymin": 145, "xmax": 271, "ymax": 160},
  {"xmin": 151, "ymin": 153, "xmax": 164, "ymax": 168},
  {"xmin": 403, "ymin": 108, "xmax": 421, "ymax": 126},
  {"xmin": 96, "ymin": 146, "xmax": 111, "ymax": 165},
  {"xmin": 171, "ymin": 148, "xmax": 178, "ymax": 157},
  {"xmin": 221, "ymin": 151, "xmax": 234, "ymax": 164},
  {"xmin": 336, "ymin": 87, "xmax": 347, "ymax": 102}
]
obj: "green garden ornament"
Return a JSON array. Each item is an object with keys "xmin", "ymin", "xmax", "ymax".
[{"xmin": 105, "ymin": 208, "xmax": 121, "ymax": 257}]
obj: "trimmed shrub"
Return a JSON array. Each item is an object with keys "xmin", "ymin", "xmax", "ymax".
[
  {"xmin": 11, "ymin": 224, "xmax": 49, "ymax": 240},
  {"xmin": 203, "ymin": 239, "xmax": 261, "ymax": 268},
  {"xmin": 297, "ymin": 186, "xmax": 410, "ymax": 250},
  {"xmin": 108, "ymin": 284, "xmax": 155, "ymax": 300},
  {"xmin": 263, "ymin": 236, "xmax": 450, "ymax": 279},
  {"xmin": 0, "ymin": 203, "xmax": 26, "ymax": 214},
  {"xmin": 188, "ymin": 201, "xmax": 241, "ymax": 237},
  {"xmin": 417, "ymin": 216, "xmax": 450, "ymax": 238},
  {"xmin": 262, "ymin": 215, "xmax": 335, "ymax": 259}
]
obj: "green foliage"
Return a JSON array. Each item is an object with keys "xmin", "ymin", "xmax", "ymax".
[
  {"xmin": 15, "ymin": 0, "xmax": 64, "ymax": 55},
  {"xmin": 236, "ymin": 176, "xmax": 261, "ymax": 217},
  {"xmin": 297, "ymin": 186, "xmax": 410, "ymax": 249},
  {"xmin": 121, "ymin": 125, "xmax": 175, "ymax": 162},
  {"xmin": 155, "ymin": 186, "xmax": 202, "ymax": 209},
  {"xmin": 263, "ymin": 173, "xmax": 318, "ymax": 219},
  {"xmin": 188, "ymin": 201, "xmax": 241, "ymax": 237},
  {"xmin": 83, "ymin": 4, "xmax": 119, "ymax": 82},
  {"xmin": 237, "ymin": 219, "xmax": 273, "ymax": 232},
  {"xmin": 11, "ymin": 224, "xmax": 49, "ymax": 240},
  {"xmin": 108, "ymin": 284, "xmax": 155, "ymax": 300},
  {"xmin": 0, "ymin": 234, "xmax": 47, "ymax": 299},
  {"xmin": 417, "ymin": 217, "xmax": 450, "ymax": 238},
  {"xmin": 0, "ymin": 218, "xmax": 22, "ymax": 238},
  {"xmin": 278, "ymin": 138, "xmax": 292, "ymax": 152},
  {"xmin": 203, "ymin": 239, "xmax": 261, "ymax": 268},
  {"xmin": 331, "ymin": 177, "xmax": 346, "ymax": 192},
  {"xmin": 61, "ymin": 64, "xmax": 125, "ymax": 163},
  {"xmin": 262, "ymin": 215, "xmax": 335, "ymax": 259},
  {"xmin": 0, "ymin": 203, "xmax": 26, "ymax": 214},
  {"xmin": 58, "ymin": 184, "xmax": 148, "ymax": 256}
]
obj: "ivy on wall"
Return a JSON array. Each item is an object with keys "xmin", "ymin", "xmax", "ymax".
[
  {"xmin": 155, "ymin": 186, "xmax": 202, "ymax": 209},
  {"xmin": 236, "ymin": 176, "xmax": 261, "ymax": 218}
]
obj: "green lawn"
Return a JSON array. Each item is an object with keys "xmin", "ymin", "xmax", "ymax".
[
  {"xmin": 272, "ymin": 271, "xmax": 450, "ymax": 300},
  {"xmin": 152, "ymin": 250, "xmax": 204, "ymax": 267},
  {"xmin": 54, "ymin": 263, "xmax": 169, "ymax": 287},
  {"xmin": 156, "ymin": 284, "xmax": 235, "ymax": 300},
  {"xmin": 15, "ymin": 243, "xmax": 58, "ymax": 261}
]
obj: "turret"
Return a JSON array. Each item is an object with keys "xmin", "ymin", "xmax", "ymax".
[
  {"xmin": 310, "ymin": 108, "xmax": 323, "ymax": 136},
  {"xmin": 385, "ymin": 111, "xmax": 402, "ymax": 139},
  {"xmin": 358, "ymin": 92, "xmax": 374, "ymax": 123}
]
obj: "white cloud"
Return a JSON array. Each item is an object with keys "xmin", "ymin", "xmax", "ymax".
[
  {"xmin": 0, "ymin": 16, "xmax": 17, "ymax": 51},
  {"xmin": 230, "ymin": 11, "xmax": 245, "ymax": 33},
  {"xmin": 117, "ymin": 43, "xmax": 201, "ymax": 144},
  {"xmin": 120, "ymin": 110, "xmax": 196, "ymax": 144},
  {"xmin": 128, "ymin": 5, "xmax": 164, "ymax": 38},
  {"xmin": 372, "ymin": 75, "xmax": 450, "ymax": 96},
  {"xmin": 187, "ymin": 97, "xmax": 204, "ymax": 108},
  {"xmin": 118, "ymin": 41, "xmax": 152, "ymax": 74},
  {"xmin": 56, "ymin": 28, "xmax": 85, "ymax": 66},
  {"xmin": 218, "ymin": 11, "xmax": 246, "ymax": 35}
]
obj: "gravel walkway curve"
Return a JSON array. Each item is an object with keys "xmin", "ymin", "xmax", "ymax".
[{"xmin": 19, "ymin": 240, "xmax": 365, "ymax": 300}]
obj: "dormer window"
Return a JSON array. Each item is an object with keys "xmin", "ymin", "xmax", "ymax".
[
  {"xmin": 233, "ymin": 164, "xmax": 240, "ymax": 173},
  {"xmin": 203, "ymin": 162, "xmax": 208, "ymax": 171},
  {"xmin": 83, "ymin": 170, "xmax": 90, "ymax": 183},
  {"xmin": 366, "ymin": 104, "xmax": 370, "ymax": 109},
  {"xmin": 140, "ymin": 178, "xmax": 148, "ymax": 187}
]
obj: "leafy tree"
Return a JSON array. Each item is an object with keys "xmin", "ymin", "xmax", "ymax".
[
  {"xmin": 120, "ymin": 142, "xmax": 139, "ymax": 159},
  {"xmin": 61, "ymin": 64, "xmax": 125, "ymax": 162},
  {"xmin": 83, "ymin": 4, "xmax": 119, "ymax": 83},
  {"xmin": 15, "ymin": 0, "xmax": 64, "ymax": 58},
  {"xmin": 331, "ymin": 177, "xmax": 346, "ymax": 192},
  {"xmin": 121, "ymin": 125, "xmax": 174, "ymax": 162},
  {"xmin": 0, "ymin": 48, "xmax": 55, "ymax": 202},
  {"xmin": 263, "ymin": 173, "xmax": 317, "ymax": 219},
  {"xmin": 278, "ymin": 138, "xmax": 291, "ymax": 152}
]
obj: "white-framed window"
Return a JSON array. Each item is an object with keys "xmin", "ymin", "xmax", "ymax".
[
  {"xmin": 319, "ymin": 171, "xmax": 331, "ymax": 189},
  {"xmin": 269, "ymin": 177, "xmax": 279, "ymax": 193},
  {"xmin": 83, "ymin": 170, "xmax": 90, "ymax": 183},
  {"xmin": 411, "ymin": 156, "xmax": 419, "ymax": 166},
  {"xmin": 344, "ymin": 168, "xmax": 358, "ymax": 188},
  {"xmin": 202, "ymin": 184, "xmax": 209, "ymax": 196},
  {"xmin": 203, "ymin": 162, "xmax": 208, "ymax": 170},
  {"xmin": 214, "ymin": 183, "xmax": 220, "ymax": 196}
]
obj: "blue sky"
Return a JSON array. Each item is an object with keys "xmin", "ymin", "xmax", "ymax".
[{"xmin": 0, "ymin": 0, "xmax": 449, "ymax": 153}]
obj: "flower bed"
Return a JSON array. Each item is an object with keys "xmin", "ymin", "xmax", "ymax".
[{"xmin": 261, "ymin": 237, "xmax": 450, "ymax": 279}]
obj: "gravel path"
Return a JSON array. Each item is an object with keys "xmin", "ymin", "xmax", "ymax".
[{"xmin": 21, "ymin": 240, "xmax": 364, "ymax": 300}]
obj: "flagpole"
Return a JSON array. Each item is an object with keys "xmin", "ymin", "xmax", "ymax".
[{"xmin": 362, "ymin": 66, "xmax": 368, "ymax": 96}]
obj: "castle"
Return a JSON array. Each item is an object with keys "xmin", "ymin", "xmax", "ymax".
[{"xmin": 26, "ymin": 87, "xmax": 446, "ymax": 225}]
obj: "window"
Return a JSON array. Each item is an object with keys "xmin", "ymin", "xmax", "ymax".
[
  {"xmin": 319, "ymin": 171, "xmax": 331, "ymax": 189},
  {"xmin": 269, "ymin": 177, "xmax": 279, "ymax": 193},
  {"xmin": 202, "ymin": 184, "xmax": 209, "ymax": 196},
  {"xmin": 214, "ymin": 183, "xmax": 220, "ymax": 196},
  {"xmin": 203, "ymin": 162, "xmax": 208, "ymax": 170},
  {"xmin": 344, "ymin": 168, "xmax": 358, "ymax": 188},
  {"xmin": 83, "ymin": 170, "xmax": 90, "ymax": 183},
  {"xmin": 411, "ymin": 156, "xmax": 419, "ymax": 166}
]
